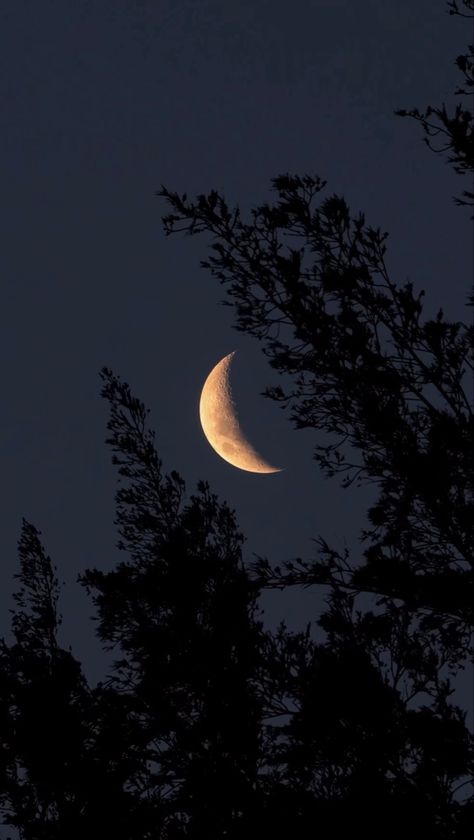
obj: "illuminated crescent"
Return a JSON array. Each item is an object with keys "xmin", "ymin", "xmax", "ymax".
[{"xmin": 199, "ymin": 351, "xmax": 283, "ymax": 474}]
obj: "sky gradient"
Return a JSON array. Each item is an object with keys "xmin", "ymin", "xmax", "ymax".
[{"xmin": 1, "ymin": 0, "xmax": 471, "ymax": 721}]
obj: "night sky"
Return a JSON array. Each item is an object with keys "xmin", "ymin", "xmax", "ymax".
[{"xmin": 1, "ymin": 0, "xmax": 471, "ymax": 720}]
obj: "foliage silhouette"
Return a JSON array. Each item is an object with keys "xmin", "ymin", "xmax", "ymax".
[
  {"xmin": 0, "ymin": 1, "xmax": 473, "ymax": 838},
  {"xmin": 80, "ymin": 368, "xmax": 271, "ymax": 838},
  {"xmin": 395, "ymin": 0, "xmax": 474, "ymax": 219},
  {"xmin": 156, "ymin": 0, "xmax": 474, "ymax": 831},
  {"xmin": 0, "ymin": 520, "xmax": 153, "ymax": 839},
  {"xmin": 2, "ymin": 368, "xmax": 472, "ymax": 837},
  {"xmin": 158, "ymin": 0, "xmax": 474, "ymax": 641}
]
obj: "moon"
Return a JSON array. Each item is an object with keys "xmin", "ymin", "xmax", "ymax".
[{"xmin": 199, "ymin": 351, "xmax": 283, "ymax": 474}]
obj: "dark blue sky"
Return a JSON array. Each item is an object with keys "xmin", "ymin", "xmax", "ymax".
[{"xmin": 0, "ymin": 0, "xmax": 471, "ymax": 717}]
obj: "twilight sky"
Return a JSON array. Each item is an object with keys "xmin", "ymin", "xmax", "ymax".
[{"xmin": 0, "ymin": 0, "xmax": 471, "ymax": 707}]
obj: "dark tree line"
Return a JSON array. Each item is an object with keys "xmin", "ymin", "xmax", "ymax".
[{"xmin": 1, "ymin": 1, "xmax": 473, "ymax": 837}]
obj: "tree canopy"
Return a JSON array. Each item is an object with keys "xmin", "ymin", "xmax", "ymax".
[{"xmin": 1, "ymin": 1, "xmax": 473, "ymax": 837}]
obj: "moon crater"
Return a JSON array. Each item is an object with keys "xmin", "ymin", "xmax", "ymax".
[{"xmin": 199, "ymin": 351, "xmax": 283, "ymax": 474}]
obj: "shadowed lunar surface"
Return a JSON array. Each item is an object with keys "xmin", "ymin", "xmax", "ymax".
[{"xmin": 199, "ymin": 351, "xmax": 283, "ymax": 474}]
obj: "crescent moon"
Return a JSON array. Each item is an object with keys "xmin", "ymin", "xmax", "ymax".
[{"xmin": 199, "ymin": 351, "xmax": 283, "ymax": 474}]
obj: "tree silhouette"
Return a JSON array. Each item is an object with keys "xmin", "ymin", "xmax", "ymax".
[
  {"xmin": 395, "ymin": 0, "xmax": 474, "ymax": 219},
  {"xmin": 3, "ymin": 365, "xmax": 472, "ymax": 838},
  {"xmin": 1, "ymin": 0, "xmax": 473, "ymax": 837},
  {"xmin": 1, "ymin": 360, "xmax": 473, "ymax": 835},
  {"xmin": 0, "ymin": 521, "xmax": 153, "ymax": 839},
  {"xmin": 156, "ymin": 0, "xmax": 474, "ymax": 831},
  {"xmin": 79, "ymin": 368, "xmax": 272, "ymax": 838},
  {"xmin": 157, "ymin": 178, "xmax": 473, "ymax": 638},
  {"xmin": 158, "ymin": 0, "xmax": 474, "ymax": 633}
]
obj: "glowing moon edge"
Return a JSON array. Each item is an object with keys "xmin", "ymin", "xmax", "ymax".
[{"xmin": 199, "ymin": 351, "xmax": 283, "ymax": 474}]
